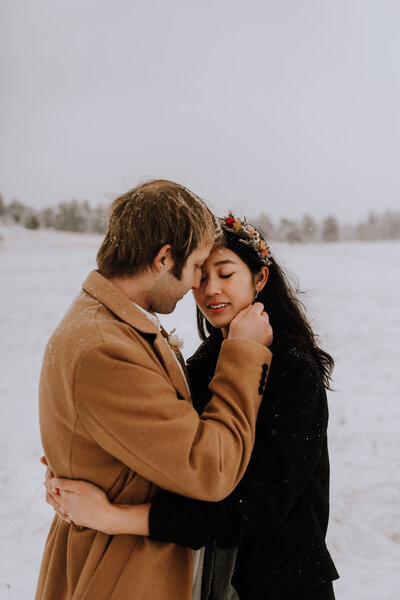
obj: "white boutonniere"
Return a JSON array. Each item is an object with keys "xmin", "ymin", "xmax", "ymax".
[{"xmin": 167, "ymin": 328, "xmax": 184, "ymax": 354}]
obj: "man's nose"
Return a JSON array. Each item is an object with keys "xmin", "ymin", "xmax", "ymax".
[{"xmin": 191, "ymin": 270, "xmax": 202, "ymax": 290}]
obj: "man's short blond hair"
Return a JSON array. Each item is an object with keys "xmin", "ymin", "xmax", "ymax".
[{"xmin": 97, "ymin": 180, "xmax": 217, "ymax": 279}]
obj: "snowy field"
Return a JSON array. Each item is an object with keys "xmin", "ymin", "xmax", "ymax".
[{"xmin": 0, "ymin": 225, "xmax": 399, "ymax": 599}]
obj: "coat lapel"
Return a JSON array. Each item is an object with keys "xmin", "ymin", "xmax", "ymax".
[
  {"xmin": 82, "ymin": 270, "xmax": 191, "ymax": 403},
  {"xmin": 153, "ymin": 334, "xmax": 191, "ymax": 403}
]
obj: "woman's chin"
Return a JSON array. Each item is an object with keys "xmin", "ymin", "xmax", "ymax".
[
  {"xmin": 207, "ymin": 316, "xmax": 232, "ymax": 329},
  {"xmin": 201, "ymin": 305, "xmax": 237, "ymax": 330}
]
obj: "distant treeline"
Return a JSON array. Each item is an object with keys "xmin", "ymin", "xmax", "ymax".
[
  {"xmin": 252, "ymin": 211, "xmax": 400, "ymax": 243},
  {"xmin": 1, "ymin": 194, "xmax": 400, "ymax": 243},
  {"xmin": 0, "ymin": 195, "xmax": 107, "ymax": 234}
]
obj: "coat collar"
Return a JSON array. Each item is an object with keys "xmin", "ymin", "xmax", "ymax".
[
  {"xmin": 82, "ymin": 270, "xmax": 190, "ymax": 403},
  {"xmin": 187, "ymin": 330, "xmax": 223, "ymax": 365},
  {"xmin": 82, "ymin": 270, "xmax": 160, "ymax": 335}
]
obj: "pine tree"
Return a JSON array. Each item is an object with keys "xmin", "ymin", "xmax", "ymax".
[
  {"xmin": 321, "ymin": 216, "xmax": 339, "ymax": 242},
  {"xmin": 7, "ymin": 200, "xmax": 26, "ymax": 223},
  {"xmin": 302, "ymin": 214, "xmax": 318, "ymax": 242},
  {"xmin": 24, "ymin": 212, "xmax": 40, "ymax": 230}
]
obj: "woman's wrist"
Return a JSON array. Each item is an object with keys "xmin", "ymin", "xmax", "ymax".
[
  {"xmin": 106, "ymin": 503, "xmax": 151, "ymax": 536},
  {"xmin": 101, "ymin": 503, "xmax": 122, "ymax": 535}
]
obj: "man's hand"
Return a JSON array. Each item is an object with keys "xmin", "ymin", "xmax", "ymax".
[{"xmin": 228, "ymin": 302, "xmax": 273, "ymax": 347}]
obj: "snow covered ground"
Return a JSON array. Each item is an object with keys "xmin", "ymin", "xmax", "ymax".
[{"xmin": 0, "ymin": 225, "xmax": 399, "ymax": 599}]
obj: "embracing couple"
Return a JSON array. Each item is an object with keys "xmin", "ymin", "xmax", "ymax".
[{"xmin": 37, "ymin": 180, "xmax": 338, "ymax": 600}]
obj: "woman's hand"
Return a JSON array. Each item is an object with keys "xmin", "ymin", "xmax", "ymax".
[
  {"xmin": 41, "ymin": 455, "xmax": 65, "ymax": 520},
  {"xmin": 48, "ymin": 477, "xmax": 115, "ymax": 532},
  {"xmin": 41, "ymin": 456, "xmax": 151, "ymax": 535}
]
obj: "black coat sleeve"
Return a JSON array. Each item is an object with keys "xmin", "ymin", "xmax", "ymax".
[
  {"xmin": 149, "ymin": 490, "xmax": 226, "ymax": 549},
  {"xmin": 149, "ymin": 347, "xmax": 329, "ymax": 548}
]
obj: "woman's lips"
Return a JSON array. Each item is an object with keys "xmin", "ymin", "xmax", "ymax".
[{"xmin": 208, "ymin": 303, "xmax": 229, "ymax": 314}]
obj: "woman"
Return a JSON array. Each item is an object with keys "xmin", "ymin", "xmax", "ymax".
[{"xmin": 47, "ymin": 214, "xmax": 339, "ymax": 599}]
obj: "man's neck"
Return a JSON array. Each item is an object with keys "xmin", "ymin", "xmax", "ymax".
[{"xmin": 108, "ymin": 274, "xmax": 152, "ymax": 311}]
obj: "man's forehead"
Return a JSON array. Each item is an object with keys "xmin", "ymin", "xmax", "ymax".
[{"xmin": 194, "ymin": 242, "xmax": 213, "ymax": 261}]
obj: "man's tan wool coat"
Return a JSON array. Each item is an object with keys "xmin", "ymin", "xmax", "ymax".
[{"xmin": 36, "ymin": 270, "xmax": 272, "ymax": 600}]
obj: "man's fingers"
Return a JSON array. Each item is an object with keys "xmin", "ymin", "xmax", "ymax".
[
  {"xmin": 261, "ymin": 311, "xmax": 270, "ymax": 324},
  {"xmin": 251, "ymin": 301, "xmax": 265, "ymax": 315},
  {"xmin": 239, "ymin": 303, "xmax": 254, "ymax": 315},
  {"xmin": 234, "ymin": 302, "xmax": 265, "ymax": 322},
  {"xmin": 228, "ymin": 301, "xmax": 273, "ymax": 346},
  {"xmin": 231, "ymin": 304, "xmax": 252, "ymax": 322}
]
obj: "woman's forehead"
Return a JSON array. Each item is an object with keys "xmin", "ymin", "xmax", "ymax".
[{"xmin": 205, "ymin": 245, "xmax": 243, "ymax": 266}]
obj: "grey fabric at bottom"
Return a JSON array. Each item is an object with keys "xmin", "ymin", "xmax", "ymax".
[
  {"xmin": 192, "ymin": 547, "xmax": 206, "ymax": 600},
  {"xmin": 201, "ymin": 542, "xmax": 240, "ymax": 600}
]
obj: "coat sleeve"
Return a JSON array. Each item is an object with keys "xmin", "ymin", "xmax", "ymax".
[
  {"xmin": 74, "ymin": 337, "xmax": 271, "ymax": 502},
  {"xmin": 148, "ymin": 353, "xmax": 328, "ymax": 547}
]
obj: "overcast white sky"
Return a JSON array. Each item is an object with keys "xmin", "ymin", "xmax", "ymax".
[{"xmin": 1, "ymin": 0, "xmax": 399, "ymax": 223}]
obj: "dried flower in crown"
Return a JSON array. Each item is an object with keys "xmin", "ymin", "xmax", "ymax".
[{"xmin": 222, "ymin": 213, "xmax": 272, "ymax": 266}]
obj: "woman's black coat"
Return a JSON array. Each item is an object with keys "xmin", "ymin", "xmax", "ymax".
[{"xmin": 149, "ymin": 332, "xmax": 339, "ymax": 599}]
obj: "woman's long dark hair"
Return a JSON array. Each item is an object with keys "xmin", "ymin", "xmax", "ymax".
[{"xmin": 196, "ymin": 227, "xmax": 334, "ymax": 389}]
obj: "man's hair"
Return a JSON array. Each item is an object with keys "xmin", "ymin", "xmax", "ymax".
[{"xmin": 97, "ymin": 179, "xmax": 217, "ymax": 279}]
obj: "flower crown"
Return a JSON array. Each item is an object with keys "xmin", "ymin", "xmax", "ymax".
[{"xmin": 221, "ymin": 213, "xmax": 272, "ymax": 266}]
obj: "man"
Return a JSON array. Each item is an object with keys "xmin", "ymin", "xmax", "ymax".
[{"xmin": 36, "ymin": 179, "xmax": 272, "ymax": 599}]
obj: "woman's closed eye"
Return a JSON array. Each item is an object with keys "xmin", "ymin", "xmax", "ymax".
[{"xmin": 200, "ymin": 271, "xmax": 235, "ymax": 283}]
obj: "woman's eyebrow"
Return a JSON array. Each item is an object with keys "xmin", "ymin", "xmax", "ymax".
[{"xmin": 212, "ymin": 259, "xmax": 237, "ymax": 266}]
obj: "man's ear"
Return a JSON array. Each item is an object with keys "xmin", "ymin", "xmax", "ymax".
[
  {"xmin": 153, "ymin": 244, "xmax": 173, "ymax": 273},
  {"xmin": 255, "ymin": 266, "xmax": 269, "ymax": 292}
]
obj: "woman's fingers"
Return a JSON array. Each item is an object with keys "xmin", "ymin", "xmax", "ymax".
[
  {"xmin": 41, "ymin": 456, "xmax": 57, "ymax": 494},
  {"xmin": 45, "ymin": 489, "xmax": 56, "ymax": 508},
  {"xmin": 43, "ymin": 472, "xmax": 75, "ymax": 524},
  {"xmin": 45, "ymin": 468, "xmax": 56, "ymax": 492},
  {"xmin": 45, "ymin": 485, "xmax": 64, "ymax": 512},
  {"xmin": 50, "ymin": 478, "xmax": 84, "ymax": 495},
  {"xmin": 45, "ymin": 487, "xmax": 73, "ymax": 523}
]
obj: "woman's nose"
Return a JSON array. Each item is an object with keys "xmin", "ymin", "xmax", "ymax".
[{"xmin": 205, "ymin": 278, "xmax": 221, "ymax": 296}]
